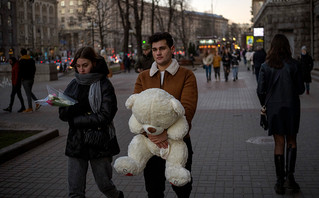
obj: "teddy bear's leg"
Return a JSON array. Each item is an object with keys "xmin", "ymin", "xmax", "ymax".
[
  {"xmin": 165, "ymin": 140, "xmax": 191, "ymax": 187},
  {"xmin": 114, "ymin": 135, "xmax": 153, "ymax": 176}
]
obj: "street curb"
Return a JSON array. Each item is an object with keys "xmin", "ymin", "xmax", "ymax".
[{"xmin": 0, "ymin": 128, "xmax": 59, "ymax": 164}]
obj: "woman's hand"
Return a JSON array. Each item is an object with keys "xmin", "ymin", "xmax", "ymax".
[{"xmin": 147, "ymin": 129, "xmax": 168, "ymax": 149}]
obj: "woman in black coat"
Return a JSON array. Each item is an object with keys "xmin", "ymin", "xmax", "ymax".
[
  {"xmin": 59, "ymin": 47, "xmax": 123, "ymax": 198},
  {"xmin": 257, "ymin": 34, "xmax": 305, "ymax": 195},
  {"xmin": 222, "ymin": 48, "xmax": 232, "ymax": 82},
  {"xmin": 299, "ymin": 46, "xmax": 314, "ymax": 94}
]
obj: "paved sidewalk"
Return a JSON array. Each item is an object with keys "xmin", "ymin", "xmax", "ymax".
[{"xmin": 0, "ymin": 62, "xmax": 319, "ymax": 198}]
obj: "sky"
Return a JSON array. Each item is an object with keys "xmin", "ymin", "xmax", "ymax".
[{"xmin": 189, "ymin": 0, "xmax": 252, "ymax": 24}]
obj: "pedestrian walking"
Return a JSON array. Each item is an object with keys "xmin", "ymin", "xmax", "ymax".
[
  {"xmin": 257, "ymin": 34, "xmax": 305, "ymax": 195},
  {"xmin": 19, "ymin": 48, "xmax": 40, "ymax": 112},
  {"xmin": 123, "ymin": 54, "xmax": 131, "ymax": 73},
  {"xmin": 231, "ymin": 51, "xmax": 240, "ymax": 81},
  {"xmin": 253, "ymin": 46, "xmax": 267, "ymax": 82},
  {"xmin": 245, "ymin": 49, "xmax": 254, "ymax": 72},
  {"xmin": 3, "ymin": 57, "xmax": 26, "ymax": 113},
  {"xmin": 298, "ymin": 46, "xmax": 314, "ymax": 94},
  {"xmin": 133, "ymin": 32, "xmax": 198, "ymax": 198},
  {"xmin": 134, "ymin": 43, "xmax": 154, "ymax": 73},
  {"xmin": 222, "ymin": 48, "xmax": 232, "ymax": 82},
  {"xmin": 212, "ymin": 51, "xmax": 221, "ymax": 81},
  {"xmin": 242, "ymin": 48, "xmax": 247, "ymax": 66},
  {"xmin": 58, "ymin": 47, "xmax": 124, "ymax": 198},
  {"xmin": 202, "ymin": 50, "xmax": 213, "ymax": 82}
]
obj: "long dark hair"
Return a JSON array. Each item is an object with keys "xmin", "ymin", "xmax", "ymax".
[
  {"xmin": 72, "ymin": 46, "xmax": 109, "ymax": 75},
  {"xmin": 266, "ymin": 34, "xmax": 292, "ymax": 69}
]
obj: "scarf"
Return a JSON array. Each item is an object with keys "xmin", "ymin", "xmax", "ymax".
[{"xmin": 75, "ymin": 73, "xmax": 105, "ymax": 113}]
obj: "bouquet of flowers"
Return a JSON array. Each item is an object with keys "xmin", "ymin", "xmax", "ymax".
[{"xmin": 35, "ymin": 85, "xmax": 77, "ymax": 107}]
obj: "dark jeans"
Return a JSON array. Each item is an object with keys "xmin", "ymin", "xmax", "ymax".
[
  {"xmin": 214, "ymin": 67, "xmax": 220, "ymax": 79},
  {"xmin": 205, "ymin": 65, "xmax": 212, "ymax": 80},
  {"xmin": 9, "ymin": 84, "xmax": 25, "ymax": 108},
  {"xmin": 223, "ymin": 65, "xmax": 230, "ymax": 81},
  {"xmin": 22, "ymin": 79, "xmax": 38, "ymax": 109},
  {"xmin": 144, "ymin": 138, "xmax": 193, "ymax": 198},
  {"xmin": 68, "ymin": 157, "xmax": 120, "ymax": 198}
]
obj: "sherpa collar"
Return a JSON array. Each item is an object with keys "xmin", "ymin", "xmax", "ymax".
[{"xmin": 149, "ymin": 59, "xmax": 179, "ymax": 77}]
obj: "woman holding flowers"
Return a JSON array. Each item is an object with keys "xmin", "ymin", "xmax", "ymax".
[{"xmin": 59, "ymin": 47, "xmax": 124, "ymax": 198}]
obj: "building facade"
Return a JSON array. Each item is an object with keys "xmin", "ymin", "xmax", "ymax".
[
  {"xmin": 253, "ymin": 0, "xmax": 319, "ymax": 66},
  {"xmin": 57, "ymin": 0, "xmax": 229, "ymax": 57},
  {"xmin": 0, "ymin": 0, "xmax": 59, "ymax": 60}
]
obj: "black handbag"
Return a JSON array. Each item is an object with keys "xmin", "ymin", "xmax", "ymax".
[
  {"xmin": 260, "ymin": 106, "xmax": 268, "ymax": 130},
  {"xmin": 83, "ymin": 121, "xmax": 120, "ymax": 155}
]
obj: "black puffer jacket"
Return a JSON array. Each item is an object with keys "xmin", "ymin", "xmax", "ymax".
[{"xmin": 59, "ymin": 76, "xmax": 119, "ymax": 160}]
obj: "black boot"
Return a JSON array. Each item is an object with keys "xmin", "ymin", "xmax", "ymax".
[
  {"xmin": 274, "ymin": 155, "xmax": 285, "ymax": 194},
  {"xmin": 3, "ymin": 106, "xmax": 12, "ymax": 112},
  {"xmin": 285, "ymin": 147, "xmax": 300, "ymax": 191}
]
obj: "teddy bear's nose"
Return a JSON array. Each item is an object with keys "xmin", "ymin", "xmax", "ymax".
[{"xmin": 147, "ymin": 127, "xmax": 157, "ymax": 133}]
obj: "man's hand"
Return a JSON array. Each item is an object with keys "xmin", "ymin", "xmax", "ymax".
[{"xmin": 148, "ymin": 129, "xmax": 168, "ymax": 149}]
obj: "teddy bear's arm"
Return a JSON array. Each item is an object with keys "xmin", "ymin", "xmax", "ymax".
[
  {"xmin": 128, "ymin": 115, "xmax": 144, "ymax": 134},
  {"xmin": 167, "ymin": 116, "xmax": 189, "ymax": 140}
]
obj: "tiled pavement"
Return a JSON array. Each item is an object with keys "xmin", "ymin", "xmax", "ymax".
[{"xmin": 0, "ymin": 62, "xmax": 318, "ymax": 198}]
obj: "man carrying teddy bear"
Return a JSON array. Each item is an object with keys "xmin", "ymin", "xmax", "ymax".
[{"xmin": 133, "ymin": 32, "xmax": 198, "ymax": 198}]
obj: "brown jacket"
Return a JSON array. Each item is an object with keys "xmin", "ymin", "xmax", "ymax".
[{"xmin": 134, "ymin": 59, "xmax": 198, "ymax": 137}]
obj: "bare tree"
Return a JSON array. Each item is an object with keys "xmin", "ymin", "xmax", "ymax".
[
  {"xmin": 132, "ymin": 0, "xmax": 144, "ymax": 56},
  {"xmin": 81, "ymin": 0, "xmax": 115, "ymax": 49},
  {"xmin": 154, "ymin": 0, "xmax": 177, "ymax": 32},
  {"xmin": 167, "ymin": 0, "xmax": 177, "ymax": 32},
  {"xmin": 174, "ymin": 0, "xmax": 188, "ymax": 56},
  {"xmin": 151, "ymin": 0, "xmax": 155, "ymax": 35},
  {"xmin": 117, "ymin": 0, "xmax": 131, "ymax": 54}
]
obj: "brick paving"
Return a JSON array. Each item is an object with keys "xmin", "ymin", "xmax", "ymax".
[{"xmin": 0, "ymin": 61, "xmax": 319, "ymax": 198}]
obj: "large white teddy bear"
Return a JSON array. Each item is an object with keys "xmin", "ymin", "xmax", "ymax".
[{"xmin": 114, "ymin": 88, "xmax": 190, "ymax": 186}]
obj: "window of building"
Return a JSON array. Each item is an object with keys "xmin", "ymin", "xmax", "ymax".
[
  {"xmin": 0, "ymin": 15, "xmax": 2, "ymax": 26},
  {"xmin": 78, "ymin": 0, "xmax": 82, "ymax": 5},
  {"xmin": 7, "ymin": 1, "xmax": 11, "ymax": 10},
  {"xmin": 61, "ymin": 8, "xmax": 65, "ymax": 14},
  {"xmin": 61, "ymin": 17, "xmax": 65, "ymax": 22},
  {"xmin": 8, "ymin": 32, "xmax": 13, "ymax": 44},
  {"xmin": 8, "ymin": 16, "xmax": 12, "ymax": 27},
  {"xmin": 70, "ymin": 1, "xmax": 74, "ymax": 6},
  {"xmin": 70, "ymin": 8, "xmax": 74, "ymax": 14},
  {"xmin": 78, "ymin": 7, "xmax": 83, "ymax": 13},
  {"xmin": 61, "ymin": 1, "xmax": 65, "ymax": 7}
]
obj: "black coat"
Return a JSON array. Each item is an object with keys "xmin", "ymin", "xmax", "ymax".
[
  {"xmin": 299, "ymin": 53, "xmax": 313, "ymax": 83},
  {"xmin": 59, "ymin": 77, "xmax": 119, "ymax": 160},
  {"xmin": 257, "ymin": 59, "xmax": 305, "ymax": 136},
  {"xmin": 253, "ymin": 49, "xmax": 266, "ymax": 69},
  {"xmin": 222, "ymin": 52, "xmax": 232, "ymax": 67},
  {"xmin": 19, "ymin": 56, "xmax": 36, "ymax": 80}
]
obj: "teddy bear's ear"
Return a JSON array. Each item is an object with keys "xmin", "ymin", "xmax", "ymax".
[
  {"xmin": 125, "ymin": 94, "xmax": 137, "ymax": 109},
  {"xmin": 170, "ymin": 98, "xmax": 185, "ymax": 116}
]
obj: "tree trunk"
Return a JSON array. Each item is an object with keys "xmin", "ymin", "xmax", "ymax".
[
  {"xmin": 133, "ymin": 0, "xmax": 144, "ymax": 56},
  {"xmin": 117, "ymin": 0, "xmax": 130, "ymax": 54}
]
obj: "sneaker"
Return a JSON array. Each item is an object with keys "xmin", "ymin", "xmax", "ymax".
[
  {"xmin": 18, "ymin": 107, "xmax": 26, "ymax": 113},
  {"xmin": 35, "ymin": 104, "xmax": 41, "ymax": 110},
  {"xmin": 23, "ymin": 108, "xmax": 33, "ymax": 113}
]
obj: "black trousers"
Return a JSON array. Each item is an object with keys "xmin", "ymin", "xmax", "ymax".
[
  {"xmin": 9, "ymin": 84, "xmax": 25, "ymax": 108},
  {"xmin": 143, "ymin": 138, "xmax": 193, "ymax": 198}
]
